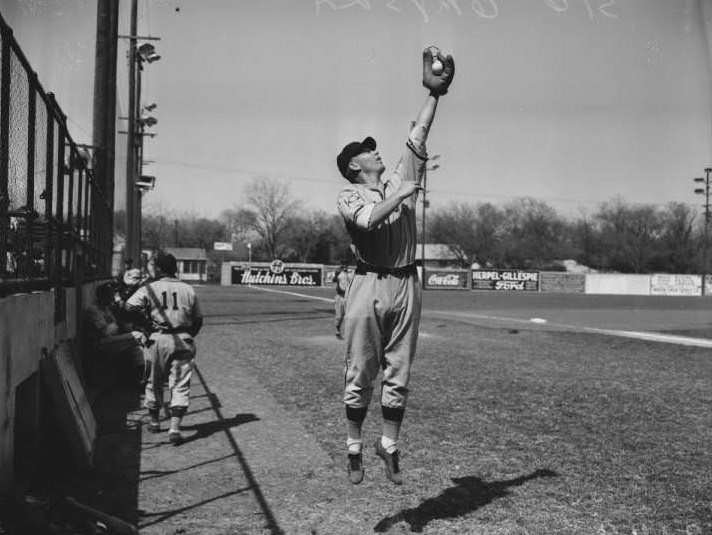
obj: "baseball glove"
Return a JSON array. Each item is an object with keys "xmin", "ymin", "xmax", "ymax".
[{"xmin": 422, "ymin": 47, "xmax": 455, "ymax": 95}]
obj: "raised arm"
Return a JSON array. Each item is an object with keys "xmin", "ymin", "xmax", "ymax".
[{"xmin": 409, "ymin": 93, "xmax": 439, "ymax": 151}]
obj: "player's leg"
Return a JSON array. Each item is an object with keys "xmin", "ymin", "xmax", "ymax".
[
  {"xmin": 334, "ymin": 295, "xmax": 345, "ymax": 339},
  {"xmin": 144, "ymin": 337, "xmax": 164, "ymax": 432},
  {"xmin": 342, "ymin": 272, "xmax": 385, "ymax": 483},
  {"xmin": 167, "ymin": 336, "xmax": 196, "ymax": 444},
  {"xmin": 376, "ymin": 273, "xmax": 422, "ymax": 484}
]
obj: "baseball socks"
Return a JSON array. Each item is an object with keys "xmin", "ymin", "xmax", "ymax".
[
  {"xmin": 168, "ymin": 406, "xmax": 186, "ymax": 445},
  {"xmin": 346, "ymin": 406, "xmax": 367, "ymax": 484}
]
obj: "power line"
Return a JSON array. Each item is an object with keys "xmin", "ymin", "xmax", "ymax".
[{"xmin": 153, "ymin": 158, "xmax": 699, "ymax": 210}]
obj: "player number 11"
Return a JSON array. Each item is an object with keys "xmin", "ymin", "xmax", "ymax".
[{"xmin": 161, "ymin": 291, "xmax": 179, "ymax": 310}]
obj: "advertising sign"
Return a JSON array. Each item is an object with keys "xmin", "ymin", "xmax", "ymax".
[
  {"xmin": 424, "ymin": 269, "xmax": 469, "ymax": 290},
  {"xmin": 650, "ymin": 274, "xmax": 701, "ymax": 296},
  {"xmin": 471, "ymin": 269, "xmax": 539, "ymax": 291},
  {"xmin": 213, "ymin": 242, "xmax": 233, "ymax": 251},
  {"xmin": 230, "ymin": 261, "xmax": 322, "ymax": 287}
]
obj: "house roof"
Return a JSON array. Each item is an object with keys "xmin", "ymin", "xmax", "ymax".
[
  {"xmin": 415, "ymin": 243, "xmax": 461, "ymax": 260},
  {"xmin": 163, "ymin": 247, "xmax": 208, "ymax": 261}
]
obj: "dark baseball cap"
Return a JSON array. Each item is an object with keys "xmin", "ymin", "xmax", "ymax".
[
  {"xmin": 336, "ymin": 136, "xmax": 376, "ymax": 179},
  {"xmin": 155, "ymin": 252, "xmax": 177, "ymax": 275}
]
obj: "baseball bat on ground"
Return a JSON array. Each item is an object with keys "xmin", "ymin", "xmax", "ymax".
[{"xmin": 61, "ymin": 497, "xmax": 139, "ymax": 535}]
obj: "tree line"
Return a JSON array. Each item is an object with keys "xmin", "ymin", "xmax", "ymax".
[{"xmin": 116, "ymin": 178, "xmax": 705, "ymax": 274}]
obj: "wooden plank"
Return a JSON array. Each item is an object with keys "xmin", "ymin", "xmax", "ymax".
[{"xmin": 41, "ymin": 342, "xmax": 96, "ymax": 469}]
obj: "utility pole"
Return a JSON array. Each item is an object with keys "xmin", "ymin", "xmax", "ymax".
[
  {"xmin": 125, "ymin": 0, "xmax": 138, "ymax": 265},
  {"xmin": 694, "ymin": 168, "xmax": 712, "ymax": 295},
  {"xmin": 421, "ymin": 155, "xmax": 440, "ymax": 286},
  {"xmin": 92, "ymin": 0, "xmax": 119, "ymax": 266}
]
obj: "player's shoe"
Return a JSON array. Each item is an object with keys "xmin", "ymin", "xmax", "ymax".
[
  {"xmin": 169, "ymin": 431, "xmax": 184, "ymax": 445},
  {"xmin": 374, "ymin": 440, "xmax": 402, "ymax": 485},
  {"xmin": 347, "ymin": 452, "xmax": 364, "ymax": 484},
  {"xmin": 147, "ymin": 409, "xmax": 161, "ymax": 433},
  {"xmin": 336, "ymin": 332, "xmax": 344, "ymax": 340}
]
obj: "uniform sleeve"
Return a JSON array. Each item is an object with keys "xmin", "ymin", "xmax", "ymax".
[
  {"xmin": 124, "ymin": 285, "xmax": 147, "ymax": 311},
  {"xmin": 392, "ymin": 140, "xmax": 427, "ymax": 186},
  {"xmin": 337, "ymin": 188, "xmax": 375, "ymax": 230}
]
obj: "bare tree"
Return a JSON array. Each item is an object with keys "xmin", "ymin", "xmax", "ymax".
[
  {"xmin": 220, "ymin": 206, "xmax": 259, "ymax": 247},
  {"xmin": 244, "ymin": 177, "xmax": 301, "ymax": 259}
]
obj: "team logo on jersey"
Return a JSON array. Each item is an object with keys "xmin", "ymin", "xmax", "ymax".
[
  {"xmin": 270, "ymin": 259, "xmax": 285, "ymax": 274},
  {"xmin": 342, "ymin": 192, "xmax": 362, "ymax": 209}
]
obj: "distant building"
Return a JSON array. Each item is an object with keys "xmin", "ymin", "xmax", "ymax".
[
  {"xmin": 163, "ymin": 247, "xmax": 208, "ymax": 282},
  {"xmin": 415, "ymin": 243, "xmax": 463, "ymax": 268}
]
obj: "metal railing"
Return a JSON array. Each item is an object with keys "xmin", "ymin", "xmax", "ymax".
[{"xmin": 0, "ymin": 13, "xmax": 112, "ymax": 300}]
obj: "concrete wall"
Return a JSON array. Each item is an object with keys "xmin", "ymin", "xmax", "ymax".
[
  {"xmin": 540, "ymin": 272, "xmax": 586, "ymax": 293},
  {"xmin": 0, "ymin": 282, "xmax": 99, "ymax": 492},
  {"xmin": 584, "ymin": 274, "xmax": 652, "ymax": 295}
]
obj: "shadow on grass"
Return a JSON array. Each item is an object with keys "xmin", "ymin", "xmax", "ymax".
[
  {"xmin": 178, "ymin": 413, "xmax": 260, "ymax": 445},
  {"xmin": 374, "ymin": 468, "xmax": 558, "ymax": 533}
]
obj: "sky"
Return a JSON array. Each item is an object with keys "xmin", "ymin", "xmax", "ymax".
[{"xmin": 4, "ymin": 0, "xmax": 712, "ymax": 220}]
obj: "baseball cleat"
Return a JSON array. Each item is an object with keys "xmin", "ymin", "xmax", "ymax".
[
  {"xmin": 147, "ymin": 421, "xmax": 161, "ymax": 433},
  {"xmin": 374, "ymin": 440, "xmax": 402, "ymax": 485},
  {"xmin": 169, "ymin": 431, "xmax": 184, "ymax": 445},
  {"xmin": 147, "ymin": 410, "xmax": 161, "ymax": 433},
  {"xmin": 347, "ymin": 452, "xmax": 364, "ymax": 484}
]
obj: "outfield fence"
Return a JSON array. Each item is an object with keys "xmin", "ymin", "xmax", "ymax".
[{"xmin": 0, "ymin": 12, "xmax": 112, "ymax": 302}]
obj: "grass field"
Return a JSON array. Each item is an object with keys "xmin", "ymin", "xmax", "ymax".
[{"xmin": 196, "ymin": 285, "xmax": 712, "ymax": 534}]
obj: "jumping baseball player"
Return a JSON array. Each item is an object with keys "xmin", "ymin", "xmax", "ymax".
[
  {"xmin": 125, "ymin": 252, "xmax": 203, "ymax": 444},
  {"xmin": 335, "ymin": 47, "xmax": 454, "ymax": 484}
]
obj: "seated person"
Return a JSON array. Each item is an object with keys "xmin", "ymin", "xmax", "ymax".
[
  {"xmin": 85, "ymin": 282, "xmax": 146, "ymax": 386},
  {"xmin": 119, "ymin": 267, "xmax": 145, "ymax": 302}
]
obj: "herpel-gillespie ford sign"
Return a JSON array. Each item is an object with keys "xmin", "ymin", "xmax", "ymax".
[
  {"xmin": 230, "ymin": 263, "xmax": 322, "ymax": 287},
  {"xmin": 424, "ymin": 269, "xmax": 469, "ymax": 290},
  {"xmin": 471, "ymin": 269, "xmax": 540, "ymax": 291}
]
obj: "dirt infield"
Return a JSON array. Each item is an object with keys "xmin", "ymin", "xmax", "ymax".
[{"xmin": 30, "ymin": 286, "xmax": 712, "ymax": 534}]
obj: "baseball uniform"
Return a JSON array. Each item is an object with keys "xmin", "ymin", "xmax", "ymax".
[
  {"xmin": 337, "ymin": 138, "xmax": 427, "ymax": 411},
  {"xmin": 125, "ymin": 276, "xmax": 202, "ymax": 413}
]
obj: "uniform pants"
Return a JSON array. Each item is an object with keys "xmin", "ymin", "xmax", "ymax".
[
  {"xmin": 144, "ymin": 332, "xmax": 196, "ymax": 411},
  {"xmin": 343, "ymin": 270, "xmax": 421, "ymax": 409},
  {"xmin": 334, "ymin": 294, "xmax": 346, "ymax": 332}
]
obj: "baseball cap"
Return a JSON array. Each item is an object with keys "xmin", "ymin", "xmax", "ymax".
[
  {"xmin": 336, "ymin": 136, "xmax": 376, "ymax": 179},
  {"xmin": 155, "ymin": 253, "xmax": 178, "ymax": 275}
]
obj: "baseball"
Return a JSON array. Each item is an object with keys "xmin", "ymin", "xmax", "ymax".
[{"xmin": 432, "ymin": 59, "xmax": 443, "ymax": 75}]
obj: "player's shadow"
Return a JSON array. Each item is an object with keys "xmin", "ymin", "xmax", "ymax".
[
  {"xmin": 178, "ymin": 413, "xmax": 260, "ymax": 445},
  {"xmin": 373, "ymin": 468, "xmax": 558, "ymax": 533}
]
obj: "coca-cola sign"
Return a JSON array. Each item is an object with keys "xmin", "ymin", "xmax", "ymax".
[
  {"xmin": 472, "ymin": 269, "xmax": 539, "ymax": 291},
  {"xmin": 424, "ymin": 270, "xmax": 469, "ymax": 290}
]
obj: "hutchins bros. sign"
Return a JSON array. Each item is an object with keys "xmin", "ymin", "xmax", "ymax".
[
  {"xmin": 231, "ymin": 260, "xmax": 322, "ymax": 287},
  {"xmin": 471, "ymin": 269, "xmax": 540, "ymax": 291}
]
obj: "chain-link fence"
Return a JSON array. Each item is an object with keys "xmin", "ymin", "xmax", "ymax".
[{"xmin": 0, "ymin": 14, "xmax": 112, "ymax": 299}]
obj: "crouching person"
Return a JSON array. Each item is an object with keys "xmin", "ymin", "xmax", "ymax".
[
  {"xmin": 85, "ymin": 282, "xmax": 146, "ymax": 388},
  {"xmin": 124, "ymin": 253, "xmax": 203, "ymax": 444}
]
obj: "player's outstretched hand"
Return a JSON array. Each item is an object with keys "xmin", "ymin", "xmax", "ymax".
[
  {"xmin": 422, "ymin": 47, "xmax": 455, "ymax": 96},
  {"xmin": 396, "ymin": 180, "xmax": 424, "ymax": 200}
]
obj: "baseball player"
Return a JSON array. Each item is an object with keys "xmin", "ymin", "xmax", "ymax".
[
  {"xmin": 125, "ymin": 252, "xmax": 203, "ymax": 444},
  {"xmin": 335, "ymin": 47, "xmax": 455, "ymax": 485},
  {"xmin": 333, "ymin": 262, "xmax": 351, "ymax": 339}
]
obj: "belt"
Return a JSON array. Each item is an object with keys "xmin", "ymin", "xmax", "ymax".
[{"xmin": 355, "ymin": 262, "xmax": 417, "ymax": 277}]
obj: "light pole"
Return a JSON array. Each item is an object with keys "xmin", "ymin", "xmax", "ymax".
[
  {"xmin": 421, "ymin": 155, "xmax": 440, "ymax": 283},
  {"xmin": 121, "ymin": 1, "xmax": 160, "ymax": 265},
  {"xmin": 247, "ymin": 243, "xmax": 252, "ymax": 286},
  {"xmin": 694, "ymin": 167, "xmax": 712, "ymax": 295}
]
